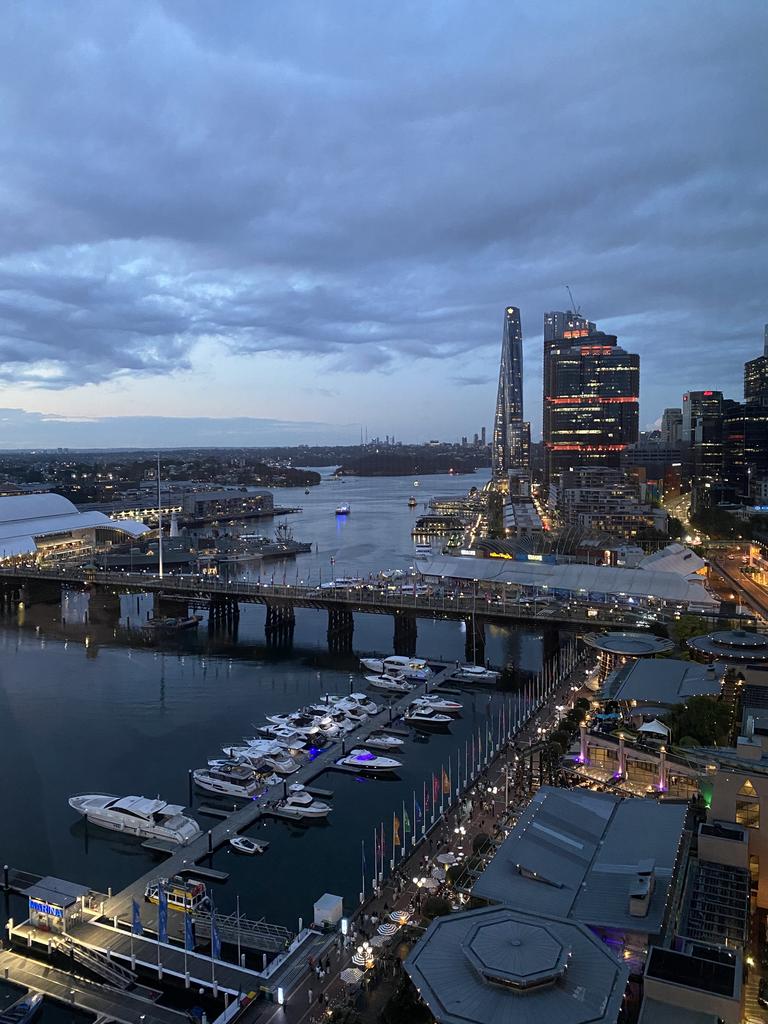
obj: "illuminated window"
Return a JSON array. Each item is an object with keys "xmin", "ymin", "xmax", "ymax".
[
  {"xmin": 735, "ymin": 800, "xmax": 759, "ymax": 829},
  {"xmin": 738, "ymin": 778, "xmax": 757, "ymax": 797}
]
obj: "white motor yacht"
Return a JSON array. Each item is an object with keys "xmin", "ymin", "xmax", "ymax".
[
  {"xmin": 68, "ymin": 794, "xmax": 201, "ymax": 844},
  {"xmin": 348, "ymin": 692, "xmax": 380, "ymax": 715},
  {"xmin": 403, "ymin": 706, "xmax": 453, "ymax": 729},
  {"xmin": 413, "ymin": 694, "xmax": 463, "ymax": 714},
  {"xmin": 337, "ymin": 749, "xmax": 402, "ymax": 773},
  {"xmin": 277, "ymin": 790, "xmax": 331, "ymax": 819},
  {"xmin": 251, "ymin": 726, "xmax": 307, "ymax": 751},
  {"xmin": 454, "ymin": 665, "xmax": 499, "ymax": 684},
  {"xmin": 192, "ymin": 764, "xmax": 261, "ymax": 799},
  {"xmin": 360, "ymin": 657, "xmax": 385, "ymax": 674},
  {"xmin": 383, "ymin": 656, "xmax": 432, "ymax": 681},
  {"xmin": 234, "ymin": 742, "xmax": 300, "ymax": 774},
  {"xmin": 365, "ymin": 733, "xmax": 406, "ymax": 751},
  {"xmin": 365, "ymin": 674, "xmax": 413, "ymax": 694}
]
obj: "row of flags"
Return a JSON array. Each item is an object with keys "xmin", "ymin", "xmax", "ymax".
[{"xmin": 131, "ymin": 884, "xmax": 220, "ymax": 959}]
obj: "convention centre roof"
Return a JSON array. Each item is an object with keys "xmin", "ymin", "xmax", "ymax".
[
  {"xmin": 602, "ymin": 658, "xmax": 723, "ymax": 705},
  {"xmin": 0, "ymin": 493, "xmax": 149, "ymax": 559},
  {"xmin": 420, "ymin": 555, "xmax": 718, "ymax": 607}
]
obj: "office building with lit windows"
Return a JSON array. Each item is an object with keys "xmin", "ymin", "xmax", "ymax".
[
  {"xmin": 543, "ymin": 327, "xmax": 640, "ymax": 481},
  {"xmin": 492, "ymin": 305, "xmax": 530, "ymax": 479}
]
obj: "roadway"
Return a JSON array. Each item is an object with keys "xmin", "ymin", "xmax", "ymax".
[
  {"xmin": 0, "ymin": 566, "xmax": 661, "ymax": 632},
  {"xmin": 711, "ymin": 557, "xmax": 768, "ymax": 620}
]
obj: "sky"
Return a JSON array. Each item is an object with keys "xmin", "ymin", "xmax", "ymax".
[{"xmin": 0, "ymin": 1, "xmax": 765, "ymax": 449}]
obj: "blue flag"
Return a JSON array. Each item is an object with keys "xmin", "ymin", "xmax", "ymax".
[
  {"xmin": 157, "ymin": 883, "xmax": 168, "ymax": 944},
  {"xmin": 211, "ymin": 913, "xmax": 221, "ymax": 960},
  {"xmin": 131, "ymin": 899, "xmax": 143, "ymax": 936},
  {"xmin": 184, "ymin": 913, "xmax": 195, "ymax": 952},
  {"xmin": 415, "ymin": 799, "xmax": 423, "ymax": 821}
]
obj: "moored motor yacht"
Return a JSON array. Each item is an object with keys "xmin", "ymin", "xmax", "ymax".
[
  {"xmin": 365, "ymin": 673, "xmax": 413, "ymax": 694},
  {"xmin": 232, "ymin": 742, "xmax": 300, "ymax": 774},
  {"xmin": 251, "ymin": 726, "xmax": 307, "ymax": 750},
  {"xmin": 403, "ymin": 706, "xmax": 453, "ymax": 729},
  {"xmin": 360, "ymin": 657, "xmax": 385, "ymax": 674},
  {"xmin": 276, "ymin": 790, "xmax": 331, "ymax": 819},
  {"xmin": 348, "ymin": 692, "xmax": 379, "ymax": 715},
  {"xmin": 365, "ymin": 733, "xmax": 406, "ymax": 751},
  {"xmin": 192, "ymin": 764, "xmax": 261, "ymax": 798},
  {"xmin": 336, "ymin": 748, "xmax": 402, "ymax": 773},
  {"xmin": 412, "ymin": 694, "xmax": 463, "ymax": 714},
  {"xmin": 68, "ymin": 794, "xmax": 201, "ymax": 844},
  {"xmin": 454, "ymin": 664, "xmax": 499, "ymax": 684}
]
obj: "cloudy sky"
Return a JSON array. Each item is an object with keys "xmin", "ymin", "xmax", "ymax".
[{"xmin": 0, "ymin": 1, "xmax": 765, "ymax": 448}]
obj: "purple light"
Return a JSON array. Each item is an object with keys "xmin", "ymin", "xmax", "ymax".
[{"xmin": 355, "ymin": 752, "xmax": 376, "ymax": 762}]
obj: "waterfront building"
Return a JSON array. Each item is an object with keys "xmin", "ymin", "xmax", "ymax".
[
  {"xmin": 599, "ymin": 658, "xmax": 723, "ymax": 726},
  {"xmin": 470, "ymin": 787, "xmax": 688, "ymax": 964},
  {"xmin": 419, "ymin": 556, "xmax": 718, "ymax": 613},
  {"xmin": 548, "ymin": 466, "xmax": 665, "ymax": 538},
  {"xmin": 405, "ymin": 902, "xmax": 628, "ymax": 1024},
  {"xmin": 181, "ymin": 488, "xmax": 273, "ymax": 520},
  {"xmin": 543, "ymin": 327, "xmax": 640, "ymax": 481},
  {"xmin": 0, "ymin": 492, "xmax": 149, "ymax": 563},
  {"xmin": 492, "ymin": 305, "xmax": 530, "ymax": 480},
  {"xmin": 582, "ymin": 631, "xmax": 675, "ymax": 683}
]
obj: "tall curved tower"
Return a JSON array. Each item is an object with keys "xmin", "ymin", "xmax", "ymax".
[{"xmin": 492, "ymin": 305, "xmax": 529, "ymax": 480}]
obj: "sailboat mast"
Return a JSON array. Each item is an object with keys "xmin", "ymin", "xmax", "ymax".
[{"xmin": 157, "ymin": 453, "xmax": 164, "ymax": 580}]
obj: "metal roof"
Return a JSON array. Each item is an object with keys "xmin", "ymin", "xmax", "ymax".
[
  {"xmin": 638, "ymin": 544, "xmax": 707, "ymax": 578},
  {"xmin": 602, "ymin": 659, "xmax": 722, "ymax": 704},
  {"xmin": 471, "ymin": 788, "xmax": 687, "ymax": 937},
  {"xmin": 420, "ymin": 556, "xmax": 718, "ymax": 606},
  {"xmin": 405, "ymin": 904, "xmax": 628, "ymax": 1024},
  {"xmin": 0, "ymin": 492, "xmax": 149, "ymax": 556},
  {"xmin": 26, "ymin": 875, "xmax": 90, "ymax": 908}
]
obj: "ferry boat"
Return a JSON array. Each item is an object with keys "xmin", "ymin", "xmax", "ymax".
[
  {"xmin": 192, "ymin": 763, "xmax": 261, "ymax": 798},
  {"xmin": 145, "ymin": 876, "xmax": 208, "ymax": 912},
  {"xmin": 0, "ymin": 993, "xmax": 43, "ymax": 1024},
  {"xmin": 336, "ymin": 749, "xmax": 402, "ymax": 774},
  {"xmin": 277, "ymin": 788, "xmax": 331, "ymax": 819},
  {"xmin": 454, "ymin": 665, "xmax": 499, "ymax": 684},
  {"xmin": 364, "ymin": 673, "xmax": 413, "ymax": 694},
  {"xmin": 335, "ymin": 504, "xmax": 351, "ymax": 516},
  {"xmin": 412, "ymin": 694, "xmax": 463, "ymax": 714},
  {"xmin": 403, "ymin": 706, "xmax": 453, "ymax": 729},
  {"xmin": 68, "ymin": 794, "xmax": 201, "ymax": 844},
  {"xmin": 365, "ymin": 733, "xmax": 405, "ymax": 751}
]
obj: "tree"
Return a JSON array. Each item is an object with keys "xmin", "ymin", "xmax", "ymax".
[
  {"xmin": 422, "ymin": 895, "xmax": 452, "ymax": 920},
  {"xmin": 669, "ymin": 614, "xmax": 709, "ymax": 650},
  {"xmin": 663, "ymin": 696, "xmax": 732, "ymax": 747},
  {"xmin": 472, "ymin": 831, "xmax": 493, "ymax": 854}
]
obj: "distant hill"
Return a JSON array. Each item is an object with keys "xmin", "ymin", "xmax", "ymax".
[{"xmin": 333, "ymin": 451, "xmax": 482, "ymax": 477}]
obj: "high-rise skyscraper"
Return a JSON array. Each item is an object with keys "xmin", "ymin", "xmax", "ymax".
[
  {"xmin": 660, "ymin": 407, "xmax": 683, "ymax": 445},
  {"xmin": 542, "ymin": 310, "xmax": 595, "ymax": 452},
  {"xmin": 743, "ymin": 324, "xmax": 768, "ymax": 488},
  {"xmin": 543, "ymin": 327, "xmax": 639, "ymax": 480},
  {"xmin": 492, "ymin": 306, "xmax": 530, "ymax": 479}
]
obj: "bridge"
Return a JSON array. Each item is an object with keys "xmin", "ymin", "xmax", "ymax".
[{"xmin": 0, "ymin": 565, "xmax": 658, "ymax": 660}]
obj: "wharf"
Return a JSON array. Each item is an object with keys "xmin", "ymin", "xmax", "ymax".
[
  {"xmin": 98, "ymin": 666, "xmax": 455, "ymax": 925},
  {"xmin": 0, "ymin": 949, "xmax": 189, "ymax": 1024}
]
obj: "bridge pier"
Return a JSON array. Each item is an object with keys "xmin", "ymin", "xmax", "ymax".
[
  {"xmin": 392, "ymin": 612, "xmax": 417, "ymax": 657},
  {"xmin": 265, "ymin": 603, "xmax": 295, "ymax": 648},
  {"xmin": 210, "ymin": 597, "xmax": 241, "ymax": 637},
  {"xmin": 327, "ymin": 608, "xmax": 353, "ymax": 655},
  {"xmin": 87, "ymin": 589, "xmax": 121, "ymax": 627},
  {"xmin": 0, "ymin": 585, "xmax": 22, "ymax": 616},
  {"xmin": 464, "ymin": 617, "xmax": 485, "ymax": 665}
]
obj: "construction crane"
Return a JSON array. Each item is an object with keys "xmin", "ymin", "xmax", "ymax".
[{"xmin": 565, "ymin": 285, "xmax": 580, "ymax": 315}]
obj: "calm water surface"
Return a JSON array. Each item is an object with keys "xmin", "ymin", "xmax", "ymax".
[{"xmin": 0, "ymin": 472, "xmax": 554, "ymax": 936}]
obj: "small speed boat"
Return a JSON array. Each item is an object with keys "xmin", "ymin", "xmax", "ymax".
[
  {"xmin": 337, "ymin": 749, "xmax": 402, "ymax": 774},
  {"xmin": 0, "ymin": 993, "xmax": 43, "ymax": 1024},
  {"xmin": 413, "ymin": 695, "xmax": 463, "ymax": 714},
  {"xmin": 365, "ymin": 674, "xmax": 413, "ymax": 694},
  {"xmin": 335, "ymin": 504, "xmax": 351, "ymax": 515},
  {"xmin": 407, "ymin": 496, "xmax": 418, "ymax": 507},
  {"xmin": 403, "ymin": 706, "xmax": 453, "ymax": 729},
  {"xmin": 230, "ymin": 836, "xmax": 267, "ymax": 855},
  {"xmin": 366, "ymin": 733, "xmax": 406, "ymax": 751}
]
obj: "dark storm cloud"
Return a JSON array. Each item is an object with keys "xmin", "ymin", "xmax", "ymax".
[{"xmin": 0, "ymin": 1, "xmax": 765, "ymax": 426}]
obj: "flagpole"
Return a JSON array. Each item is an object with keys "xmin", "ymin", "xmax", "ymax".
[
  {"xmin": 413, "ymin": 790, "xmax": 417, "ymax": 850},
  {"xmin": 422, "ymin": 779, "xmax": 426, "ymax": 837},
  {"xmin": 361, "ymin": 839, "xmax": 366, "ymax": 902},
  {"xmin": 236, "ymin": 894, "xmax": 241, "ymax": 965},
  {"xmin": 440, "ymin": 764, "xmax": 445, "ymax": 816},
  {"xmin": 373, "ymin": 826, "xmax": 378, "ymax": 889}
]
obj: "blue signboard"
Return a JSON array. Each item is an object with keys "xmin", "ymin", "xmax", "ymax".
[{"xmin": 30, "ymin": 897, "xmax": 63, "ymax": 918}]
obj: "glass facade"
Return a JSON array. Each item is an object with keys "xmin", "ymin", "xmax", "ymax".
[{"xmin": 492, "ymin": 306, "xmax": 529, "ymax": 477}]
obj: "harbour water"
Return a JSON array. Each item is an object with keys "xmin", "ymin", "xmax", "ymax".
[{"xmin": 0, "ymin": 471, "xmax": 556, "ymax": 951}]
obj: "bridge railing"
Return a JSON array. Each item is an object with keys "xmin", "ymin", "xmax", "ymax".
[{"xmin": 0, "ymin": 565, "xmax": 669, "ymax": 628}]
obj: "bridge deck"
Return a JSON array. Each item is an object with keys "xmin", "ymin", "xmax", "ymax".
[{"xmin": 0, "ymin": 566, "xmax": 647, "ymax": 629}]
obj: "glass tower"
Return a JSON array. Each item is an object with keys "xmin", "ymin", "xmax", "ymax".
[{"xmin": 492, "ymin": 306, "xmax": 529, "ymax": 479}]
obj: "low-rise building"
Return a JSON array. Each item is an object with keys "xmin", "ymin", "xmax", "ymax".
[
  {"xmin": 600, "ymin": 658, "xmax": 723, "ymax": 723},
  {"xmin": 549, "ymin": 467, "xmax": 667, "ymax": 538}
]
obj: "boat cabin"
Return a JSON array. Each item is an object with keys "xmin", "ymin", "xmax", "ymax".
[{"xmin": 145, "ymin": 876, "xmax": 208, "ymax": 912}]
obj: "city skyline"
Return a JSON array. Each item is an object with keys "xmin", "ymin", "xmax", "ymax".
[{"xmin": 0, "ymin": 2, "xmax": 765, "ymax": 448}]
